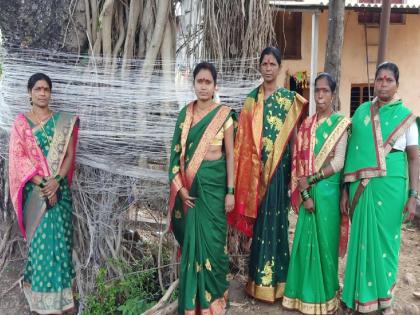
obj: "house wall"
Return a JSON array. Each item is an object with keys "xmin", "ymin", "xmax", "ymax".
[{"xmin": 278, "ymin": 10, "xmax": 420, "ymax": 117}]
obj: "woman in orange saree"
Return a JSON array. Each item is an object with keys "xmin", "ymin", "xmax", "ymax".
[{"xmin": 228, "ymin": 47, "xmax": 307, "ymax": 302}]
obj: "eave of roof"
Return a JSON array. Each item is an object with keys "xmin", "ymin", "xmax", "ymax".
[{"xmin": 270, "ymin": 1, "xmax": 420, "ymax": 14}]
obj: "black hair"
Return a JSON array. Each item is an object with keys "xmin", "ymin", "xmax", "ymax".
[
  {"xmin": 259, "ymin": 47, "xmax": 282, "ymax": 65},
  {"xmin": 375, "ymin": 62, "xmax": 399, "ymax": 84},
  {"xmin": 27, "ymin": 73, "xmax": 52, "ymax": 91},
  {"xmin": 315, "ymin": 72, "xmax": 337, "ymax": 93},
  {"xmin": 193, "ymin": 62, "xmax": 217, "ymax": 85}
]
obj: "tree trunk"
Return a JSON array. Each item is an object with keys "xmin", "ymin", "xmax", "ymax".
[
  {"xmin": 112, "ymin": 2, "xmax": 126, "ymax": 68},
  {"xmin": 122, "ymin": 0, "xmax": 143, "ymax": 68},
  {"xmin": 100, "ymin": 0, "xmax": 115, "ymax": 67},
  {"xmin": 324, "ymin": 0, "xmax": 345, "ymax": 111},
  {"xmin": 138, "ymin": 0, "xmax": 155, "ymax": 59},
  {"xmin": 140, "ymin": 0, "xmax": 171, "ymax": 76}
]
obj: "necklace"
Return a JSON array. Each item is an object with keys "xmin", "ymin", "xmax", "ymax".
[
  {"xmin": 193, "ymin": 103, "xmax": 215, "ymax": 124},
  {"xmin": 31, "ymin": 109, "xmax": 56, "ymax": 147}
]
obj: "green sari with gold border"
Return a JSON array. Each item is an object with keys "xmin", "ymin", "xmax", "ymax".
[
  {"xmin": 342, "ymin": 99, "xmax": 419, "ymax": 313},
  {"xmin": 168, "ymin": 103, "xmax": 234, "ymax": 314},
  {"xmin": 243, "ymin": 87, "xmax": 307, "ymax": 302},
  {"xmin": 283, "ymin": 113, "xmax": 350, "ymax": 314}
]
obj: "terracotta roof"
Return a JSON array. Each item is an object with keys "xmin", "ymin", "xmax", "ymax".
[{"xmin": 270, "ymin": 1, "xmax": 420, "ymax": 13}]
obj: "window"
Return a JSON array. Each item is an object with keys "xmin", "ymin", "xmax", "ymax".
[
  {"xmin": 273, "ymin": 11, "xmax": 302, "ymax": 59},
  {"xmin": 358, "ymin": 0, "xmax": 405, "ymax": 25},
  {"xmin": 350, "ymin": 84, "xmax": 374, "ymax": 116}
]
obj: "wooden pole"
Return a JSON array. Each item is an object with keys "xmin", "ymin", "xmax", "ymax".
[
  {"xmin": 324, "ymin": 0, "xmax": 345, "ymax": 111},
  {"xmin": 309, "ymin": 11, "xmax": 320, "ymax": 116},
  {"xmin": 377, "ymin": 0, "xmax": 392, "ymax": 65}
]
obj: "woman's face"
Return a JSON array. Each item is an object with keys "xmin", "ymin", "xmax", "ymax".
[
  {"xmin": 28, "ymin": 80, "xmax": 51, "ymax": 108},
  {"xmin": 194, "ymin": 69, "xmax": 216, "ymax": 102},
  {"xmin": 374, "ymin": 69, "xmax": 398, "ymax": 103},
  {"xmin": 259, "ymin": 54, "xmax": 280, "ymax": 84},
  {"xmin": 315, "ymin": 77, "xmax": 333, "ymax": 113}
]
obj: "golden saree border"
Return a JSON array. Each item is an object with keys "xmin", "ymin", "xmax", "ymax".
[
  {"xmin": 352, "ymin": 283, "xmax": 395, "ymax": 313},
  {"xmin": 168, "ymin": 173, "xmax": 183, "ymax": 213},
  {"xmin": 384, "ymin": 113, "xmax": 416, "ymax": 151},
  {"xmin": 259, "ymin": 93, "xmax": 307, "ymax": 202},
  {"xmin": 282, "ymin": 294, "xmax": 339, "ymax": 315},
  {"xmin": 314, "ymin": 116, "xmax": 351, "ymax": 172},
  {"xmin": 185, "ymin": 290, "xmax": 228, "ymax": 315},
  {"xmin": 185, "ymin": 106, "xmax": 231, "ymax": 189},
  {"xmin": 245, "ymin": 281, "xmax": 285, "ymax": 303},
  {"xmin": 23, "ymin": 285, "xmax": 74, "ymax": 315},
  {"xmin": 252, "ymin": 87, "xmax": 264, "ymax": 153},
  {"xmin": 179, "ymin": 102, "xmax": 194, "ymax": 187}
]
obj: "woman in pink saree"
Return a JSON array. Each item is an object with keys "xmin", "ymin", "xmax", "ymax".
[{"xmin": 9, "ymin": 73, "xmax": 79, "ymax": 314}]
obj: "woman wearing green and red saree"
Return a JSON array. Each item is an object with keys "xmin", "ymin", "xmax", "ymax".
[
  {"xmin": 228, "ymin": 47, "xmax": 308, "ymax": 302},
  {"xmin": 341, "ymin": 62, "xmax": 419, "ymax": 314},
  {"xmin": 283, "ymin": 73, "xmax": 350, "ymax": 314},
  {"xmin": 168, "ymin": 62, "xmax": 235, "ymax": 314},
  {"xmin": 9, "ymin": 73, "xmax": 79, "ymax": 314}
]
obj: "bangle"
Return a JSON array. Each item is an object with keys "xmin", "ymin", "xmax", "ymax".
[
  {"xmin": 227, "ymin": 187, "xmax": 235, "ymax": 195},
  {"xmin": 300, "ymin": 189, "xmax": 310, "ymax": 201},
  {"xmin": 55, "ymin": 175, "xmax": 63, "ymax": 184},
  {"xmin": 307, "ymin": 171, "xmax": 325, "ymax": 185},
  {"xmin": 39, "ymin": 178, "xmax": 47, "ymax": 188},
  {"xmin": 408, "ymin": 189, "xmax": 418, "ymax": 198}
]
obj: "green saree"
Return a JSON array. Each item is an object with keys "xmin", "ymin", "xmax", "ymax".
[
  {"xmin": 168, "ymin": 103, "xmax": 233, "ymax": 315},
  {"xmin": 284, "ymin": 113, "xmax": 350, "ymax": 314},
  {"xmin": 342, "ymin": 100, "xmax": 419, "ymax": 313},
  {"xmin": 18, "ymin": 112, "xmax": 78, "ymax": 314},
  {"xmin": 242, "ymin": 87, "xmax": 306, "ymax": 302}
]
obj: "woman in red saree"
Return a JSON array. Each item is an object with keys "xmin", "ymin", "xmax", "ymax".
[
  {"xmin": 9, "ymin": 73, "xmax": 79, "ymax": 314},
  {"xmin": 168, "ymin": 62, "xmax": 235, "ymax": 314}
]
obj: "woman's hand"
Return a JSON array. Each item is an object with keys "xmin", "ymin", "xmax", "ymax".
[
  {"xmin": 48, "ymin": 193, "xmax": 58, "ymax": 207},
  {"xmin": 298, "ymin": 177, "xmax": 310, "ymax": 191},
  {"xmin": 179, "ymin": 187, "xmax": 196, "ymax": 208},
  {"xmin": 225, "ymin": 194, "xmax": 235, "ymax": 212},
  {"xmin": 403, "ymin": 196, "xmax": 417, "ymax": 223},
  {"xmin": 340, "ymin": 188, "xmax": 349, "ymax": 216},
  {"xmin": 303, "ymin": 198, "xmax": 315, "ymax": 212},
  {"xmin": 40, "ymin": 178, "xmax": 59, "ymax": 199}
]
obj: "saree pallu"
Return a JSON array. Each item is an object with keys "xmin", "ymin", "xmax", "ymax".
[
  {"xmin": 9, "ymin": 112, "xmax": 79, "ymax": 314},
  {"xmin": 284, "ymin": 114, "xmax": 350, "ymax": 314},
  {"xmin": 168, "ymin": 103, "xmax": 233, "ymax": 315},
  {"xmin": 229, "ymin": 87, "xmax": 307, "ymax": 302},
  {"xmin": 342, "ymin": 99, "xmax": 419, "ymax": 313}
]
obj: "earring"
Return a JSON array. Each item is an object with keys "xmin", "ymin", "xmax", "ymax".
[{"xmin": 29, "ymin": 97, "xmax": 33, "ymax": 106}]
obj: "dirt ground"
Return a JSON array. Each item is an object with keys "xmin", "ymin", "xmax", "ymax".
[{"xmin": 0, "ymin": 212, "xmax": 419, "ymax": 315}]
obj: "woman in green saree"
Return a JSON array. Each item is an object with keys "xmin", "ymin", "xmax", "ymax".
[
  {"xmin": 9, "ymin": 73, "xmax": 79, "ymax": 314},
  {"xmin": 341, "ymin": 62, "xmax": 419, "ymax": 314},
  {"xmin": 283, "ymin": 73, "xmax": 350, "ymax": 314},
  {"xmin": 168, "ymin": 62, "xmax": 235, "ymax": 314},
  {"xmin": 228, "ymin": 47, "xmax": 307, "ymax": 302}
]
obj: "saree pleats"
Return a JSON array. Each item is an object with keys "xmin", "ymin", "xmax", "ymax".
[
  {"xmin": 246, "ymin": 147, "xmax": 291, "ymax": 302},
  {"xmin": 283, "ymin": 172, "xmax": 341, "ymax": 314},
  {"xmin": 23, "ymin": 180, "xmax": 75, "ymax": 314},
  {"xmin": 342, "ymin": 151, "xmax": 407, "ymax": 313},
  {"xmin": 172, "ymin": 158, "xmax": 229, "ymax": 314}
]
